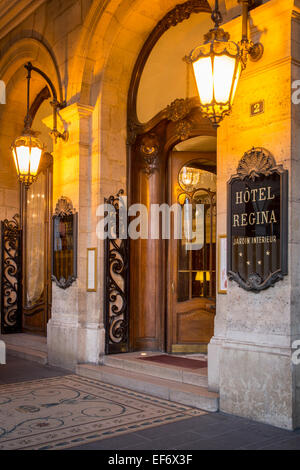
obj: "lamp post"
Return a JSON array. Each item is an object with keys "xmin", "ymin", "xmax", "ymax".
[
  {"xmin": 185, "ymin": 0, "xmax": 263, "ymax": 128},
  {"xmin": 11, "ymin": 62, "xmax": 68, "ymax": 188}
]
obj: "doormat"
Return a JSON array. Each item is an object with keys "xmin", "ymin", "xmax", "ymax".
[
  {"xmin": 0, "ymin": 375, "xmax": 205, "ymax": 450},
  {"xmin": 140, "ymin": 355, "xmax": 207, "ymax": 369}
]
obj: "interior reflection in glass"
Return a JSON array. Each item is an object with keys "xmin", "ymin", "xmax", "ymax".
[
  {"xmin": 177, "ymin": 162, "xmax": 216, "ymax": 302},
  {"xmin": 179, "ymin": 163, "xmax": 216, "ymax": 193}
]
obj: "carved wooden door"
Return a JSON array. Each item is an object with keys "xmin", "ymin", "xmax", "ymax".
[
  {"xmin": 167, "ymin": 151, "xmax": 216, "ymax": 354},
  {"xmin": 22, "ymin": 154, "xmax": 53, "ymax": 336}
]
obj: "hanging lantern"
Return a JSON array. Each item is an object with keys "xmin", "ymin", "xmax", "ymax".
[
  {"xmin": 12, "ymin": 61, "xmax": 68, "ymax": 188},
  {"xmin": 189, "ymin": 35, "xmax": 242, "ymax": 128},
  {"xmin": 186, "ymin": 1, "xmax": 242, "ymax": 128},
  {"xmin": 11, "ymin": 132, "xmax": 43, "ymax": 188},
  {"xmin": 11, "ymin": 63, "xmax": 44, "ymax": 188},
  {"xmin": 186, "ymin": 0, "xmax": 263, "ymax": 128}
]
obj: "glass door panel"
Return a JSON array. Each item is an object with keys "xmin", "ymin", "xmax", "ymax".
[{"xmin": 168, "ymin": 152, "xmax": 217, "ymax": 354}]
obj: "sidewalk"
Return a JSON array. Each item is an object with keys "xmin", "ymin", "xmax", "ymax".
[{"xmin": 0, "ymin": 355, "xmax": 299, "ymax": 450}]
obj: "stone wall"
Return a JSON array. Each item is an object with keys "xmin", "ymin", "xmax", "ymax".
[
  {"xmin": 208, "ymin": 0, "xmax": 300, "ymax": 430},
  {"xmin": 0, "ymin": 0, "xmax": 298, "ymax": 430},
  {"xmin": 0, "ymin": 0, "xmax": 206, "ymax": 369}
]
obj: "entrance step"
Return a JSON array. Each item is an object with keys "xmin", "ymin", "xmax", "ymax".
[
  {"xmin": 103, "ymin": 353, "xmax": 209, "ymax": 388},
  {"xmin": 76, "ymin": 364, "xmax": 219, "ymax": 412},
  {"xmin": 0, "ymin": 334, "xmax": 47, "ymax": 365}
]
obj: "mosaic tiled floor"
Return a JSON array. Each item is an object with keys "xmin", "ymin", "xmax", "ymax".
[{"xmin": 0, "ymin": 375, "xmax": 205, "ymax": 450}]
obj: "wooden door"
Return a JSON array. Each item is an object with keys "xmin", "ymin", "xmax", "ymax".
[
  {"xmin": 167, "ymin": 151, "xmax": 216, "ymax": 354},
  {"xmin": 22, "ymin": 154, "xmax": 53, "ymax": 335}
]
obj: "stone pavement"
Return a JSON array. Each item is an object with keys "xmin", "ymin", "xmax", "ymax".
[{"xmin": 0, "ymin": 355, "xmax": 300, "ymax": 450}]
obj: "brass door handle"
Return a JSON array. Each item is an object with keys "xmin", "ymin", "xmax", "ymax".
[{"xmin": 171, "ymin": 282, "xmax": 175, "ymax": 294}]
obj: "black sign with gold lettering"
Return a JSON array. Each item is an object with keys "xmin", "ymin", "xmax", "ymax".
[{"xmin": 227, "ymin": 148, "xmax": 288, "ymax": 292}]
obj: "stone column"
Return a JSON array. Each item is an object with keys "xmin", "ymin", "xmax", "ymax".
[
  {"xmin": 46, "ymin": 103, "xmax": 105, "ymax": 370},
  {"xmin": 208, "ymin": 0, "xmax": 300, "ymax": 429}
]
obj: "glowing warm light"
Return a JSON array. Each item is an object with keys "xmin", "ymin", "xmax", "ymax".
[
  {"xmin": 187, "ymin": 30, "xmax": 243, "ymax": 127},
  {"xmin": 214, "ymin": 55, "xmax": 236, "ymax": 102},
  {"xmin": 11, "ymin": 134, "xmax": 43, "ymax": 187},
  {"xmin": 196, "ymin": 271, "xmax": 211, "ymax": 282},
  {"xmin": 193, "ymin": 57, "xmax": 213, "ymax": 105},
  {"xmin": 181, "ymin": 167, "xmax": 200, "ymax": 187}
]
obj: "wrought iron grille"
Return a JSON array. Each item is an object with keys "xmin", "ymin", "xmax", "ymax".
[
  {"xmin": 1, "ymin": 215, "xmax": 22, "ymax": 334},
  {"xmin": 104, "ymin": 190, "xmax": 129, "ymax": 354}
]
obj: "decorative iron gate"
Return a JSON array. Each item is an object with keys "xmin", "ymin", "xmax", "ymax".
[
  {"xmin": 1, "ymin": 215, "xmax": 22, "ymax": 334},
  {"xmin": 104, "ymin": 190, "xmax": 129, "ymax": 354}
]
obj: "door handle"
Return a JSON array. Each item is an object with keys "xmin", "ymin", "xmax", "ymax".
[{"xmin": 171, "ymin": 282, "xmax": 175, "ymax": 294}]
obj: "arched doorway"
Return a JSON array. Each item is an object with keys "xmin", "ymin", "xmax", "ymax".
[
  {"xmin": 126, "ymin": 1, "xmax": 217, "ymax": 354},
  {"xmin": 128, "ymin": 101, "xmax": 216, "ymax": 353}
]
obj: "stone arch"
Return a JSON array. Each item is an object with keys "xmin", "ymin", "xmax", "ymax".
[
  {"xmin": 0, "ymin": 36, "xmax": 63, "ymax": 101},
  {"xmin": 0, "ymin": 36, "xmax": 61, "ymax": 215},
  {"xmin": 74, "ymin": 0, "xmax": 211, "ymax": 105},
  {"xmin": 75, "ymin": 0, "xmax": 214, "ymax": 353},
  {"xmin": 72, "ymin": 0, "xmax": 211, "ymax": 200},
  {"xmin": 68, "ymin": 0, "xmax": 214, "ymax": 355}
]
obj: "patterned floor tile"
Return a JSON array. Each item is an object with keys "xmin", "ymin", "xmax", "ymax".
[{"xmin": 0, "ymin": 374, "xmax": 206, "ymax": 450}]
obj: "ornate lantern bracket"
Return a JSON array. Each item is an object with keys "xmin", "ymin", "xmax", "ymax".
[
  {"xmin": 24, "ymin": 62, "xmax": 68, "ymax": 143},
  {"xmin": 185, "ymin": 0, "xmax": 264, "ymax": 128}
]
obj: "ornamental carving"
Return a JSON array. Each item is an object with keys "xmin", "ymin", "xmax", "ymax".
[
  {"xmin": 228, "ymin": 271, "xmax": 284, "ymax": 293},
  {"xmin": 166, "ymin": 99, "xmax": 192, "ymax": 122},
  {"xmin": 204, "ymin": 27, "xmax": 230, "ymax": 43},
  {"xmin": 1, "ymin": 214, "xmax": 22, "ymax": 334},
  {"xmin": 176, "ymin": 119, "xmax": 192, "ymax": 141},
  {"xmin": 127, "ymin": 119, "xmax": 141, "ymax": 146},
  {"xmin": 140, "ymin": 133, "xmax": 160, "ymax": 177},
  {"xmin": 236, "ymin": 147, "xmax": 277, "ymax": 181},
  {"xmin": 54, "ymin": 196, "xmax": 76, "ymax": 217},
  {"xmin": 158, "ymin": 0, "xmax": 211, "ymax": 32},
  {"xmin": 51, "ymin": 275, "xmax": 77, "ymax": 290},
  {"xmin": 104, "ymin": 190, "xmax": 129, "ymax": 354}
]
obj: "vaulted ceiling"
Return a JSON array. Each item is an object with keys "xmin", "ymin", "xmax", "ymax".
[{"xmin": 0, "ymin": 0, "xmax": 46, "ymax": 40}]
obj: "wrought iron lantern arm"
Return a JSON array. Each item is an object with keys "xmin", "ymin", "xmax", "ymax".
[
  {"xmin": 238, "ymin": 0, "xmax": 264, "ymax": 68},
  {"xmin": 183, "ymin": 0, "xmax": 264, "ymax": 128},
  {"xmin": 24, "ymin": 62, "xmax": 68, "ymax": 142},
  {"xmin": 211, "ymin": 0, "xmax": 222, "ymax": 30}
]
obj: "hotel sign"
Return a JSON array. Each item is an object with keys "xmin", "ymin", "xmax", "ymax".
[{"xmin": 227, "ymin": 148, "xmax": 288, "ymax": 292}]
